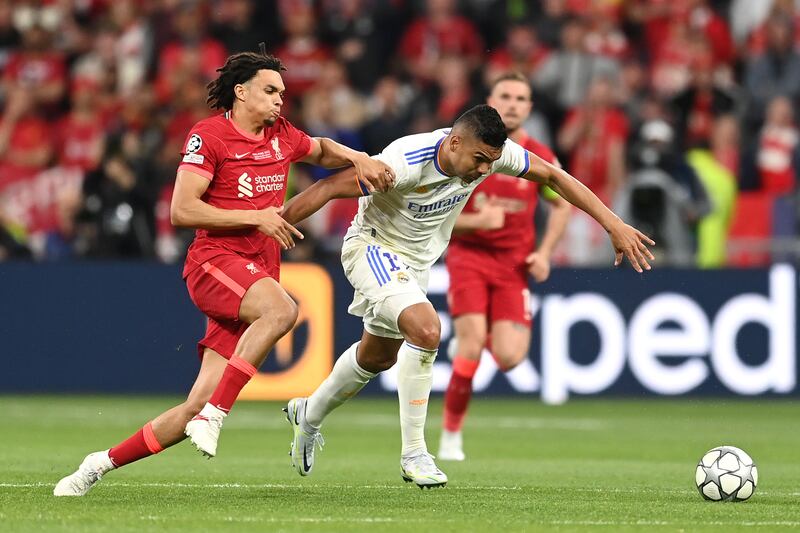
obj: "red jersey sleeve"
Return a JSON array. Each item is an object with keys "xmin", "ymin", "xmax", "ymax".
[
  {"xmin": 177, "ymin": 123, "xmax": 226, "ymax": 181},
  {"xmin": 283, "ymin": 119, "xmax": 313, "ymax": 162}
]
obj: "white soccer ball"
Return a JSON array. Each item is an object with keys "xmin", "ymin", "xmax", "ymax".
[{"xmin": 695, "ymin": 445, "xmax": 758, "ymax": 501}]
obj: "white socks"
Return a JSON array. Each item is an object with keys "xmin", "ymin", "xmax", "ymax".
[
  {"xmin": 305, "ymin": 341, "xmax": 375, "ymax": 429},
  {"xmin": 397, "ymin": 342, "xmax": 438, "ymax": 457}
]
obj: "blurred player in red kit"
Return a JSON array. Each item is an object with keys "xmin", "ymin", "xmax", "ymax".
[
  {"xmin": 54, "ymin": 50, "xmax": 394, "ymax": 496},
  {"xmin": 438, "ymin": 73, "xmax": 571, "ymax": 461}
]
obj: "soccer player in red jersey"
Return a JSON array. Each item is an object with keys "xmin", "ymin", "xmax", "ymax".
[
  {"xmin": 53, "ymin": 50, "xmax": 394, "ymax": 496},
  {"xmin": 438, "ymin": 73, "xmax": 571, "ymax": 461}
]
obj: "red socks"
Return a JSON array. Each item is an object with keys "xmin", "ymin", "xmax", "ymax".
[
  {"xmin": 108, "ymin": 422, "xmax": 163, "ymax": 467},
  {"xmin": 443, "ymin": 357, "xmax": 480, "ymax": 432},
  {"xmin": 208, "ymin": 355, "xmax": 257, "ymax": 413}
]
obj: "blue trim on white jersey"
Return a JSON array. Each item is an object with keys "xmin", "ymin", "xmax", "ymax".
[
  {"xmin": 407, "ymin": 155, "xmax": 435, "ymax": 165},
  {"xmin": 404, "ymin": 146, "xmax": 436, "ymax": 157},
  {"xmin": 432, "ymin": 136, "xmax": 449, "ymax": 176},
  {"xmin": 516, "ymin": 149, "xmax": 531, "ymax": 177}
]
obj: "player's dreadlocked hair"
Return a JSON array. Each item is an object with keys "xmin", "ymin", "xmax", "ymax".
[
  {"xmin": 206, "ymin": 47, "xmax": 286, "ymax": 110},
  {"xmin": 453, "ymin": 105, "xmax": 508, "ymax": 148}
]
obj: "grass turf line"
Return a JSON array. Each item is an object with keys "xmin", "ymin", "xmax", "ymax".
[{"xmin": 1, "ymin": 396, "xmax": 799, "ymax": 532}]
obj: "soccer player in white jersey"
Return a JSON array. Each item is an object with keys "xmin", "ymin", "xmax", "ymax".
[{"xmin": 281, "ymin": 105, "xmax": 654, "ymax": 488}]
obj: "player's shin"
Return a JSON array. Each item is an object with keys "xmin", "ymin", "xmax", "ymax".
[
  {"xmin": 397, "ymin": 342, "xmax": 438, "ymax": 456},
  {"xmin": 305, "ymin": 341, "xmax": 375, "ymax": 429},
  {"xmin": 206, "ymin": 355, "xmax": 257, "ymax": 413},
  {"xmin": 442, "ymin": 357, "xmax": 480, "ymax": 433}
]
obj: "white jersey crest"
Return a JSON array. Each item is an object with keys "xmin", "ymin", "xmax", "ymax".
[{"xmin": 345, "ymin": 129, "xmax": 530, "ymax": 269}]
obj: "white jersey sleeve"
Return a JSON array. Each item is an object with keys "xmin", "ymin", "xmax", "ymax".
[
  {"xmin": 491, "ymin": 138, "xmax": 530, "ymax": 178},
  {"xmin": 372, "ymin": 138, "xmax": 420, "ymax": 192}
]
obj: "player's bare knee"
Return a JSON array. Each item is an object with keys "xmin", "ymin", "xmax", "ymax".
[
  {"xmin": 495, "ymin": 351, "xmax": 526, "ymax": 372},
  {"xmin": 406, "ymin": 323, "xmax": 441, "ymax": 350},
  {"xmin": 273, "ymin": 297, "xmax": 299, "ymax": 335}
]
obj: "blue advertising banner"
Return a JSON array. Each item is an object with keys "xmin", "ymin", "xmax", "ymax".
[{"xmin": 0, "ymin": 262, "xmax": 796, "ymax": 400}]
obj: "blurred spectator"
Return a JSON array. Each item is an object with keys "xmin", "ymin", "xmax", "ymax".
[
  {"xmin": 274, "ymin": 3, "xmax": 332, "ymax": 111},
  {"xmin": 584, "ymin": 2, "xmax": 630, "ymax": 61},
  {"xmin": 744, "ymin": 14, "xmax": 800, "ymax": 125},
  {"xmin": 74, "ymin": 89, "xmax": 161, "ymax": 258},
  {"xmin": 210, "ymin": 0, "xmax": 263, "ymax": 54},
  {"xmin": 682, "ymin": 0, "xmax": 735, "ymax": 66},
  {"xmin": 54, "ymin": 77, "xmax": 106, "ymax": 172},
  {"xmin": 533, "ymin": 0, "xmax": 570, "ymax": 49},
  {"xmin": 398, "ymin": 0, "xmax": 483, "ymax": 85},
  {"xmin": 0, "ymin": 0, "xmax": 20, "ymax": 73},
  {"xmin": 2, "ymin": 22, "xmax": 65, "ymax": 108},
  {"xmin": 320, "ymin": 0, "xmax": 401, "ymax": 93},
  {"xmin": 535, "ymin": 16, "xmax": 619, "ymax": 115},
  {"xmin": 742, "ymin": 95, "xmax": 799, "ymax": 195},
  {"xmin": 361, "ymin": 75, "xmax": 415, "ymax": 155},
  {"xmin": 557, "ymin": 75, "xmax": 628, "ymax": 205},
  {"xmin": 302, "ymin": 60, "xmax": 367, "ymax": 180},
  {"xmin": 158, "ymin": 1, "xmax": 225, "ymax": 91},
  {"xmin": 0, "ymin": 206, "xmax": 31, "ymax": 261},
  {"xmin": 484, "ymin": 24, "xmax": 551, "ymax": 87},
  {"xmin": 670, "ymin": 49, "xmax": 737, "ymax": 149},
  {"xmin": 687, "ymin": 115, "xmax": 739, "ymax": 267},
  {"xmin": 0, "ymin": 88, "xmax": 53, "ymax": 171},
  {"xmin": 414, "ymin": 55, "xmax": 482, "ymax": 132},
  {"xmin": 741, "ymin": 0, "xmax": 800, "ymax": 57},
  {"xmin": 615, "ymin": 119, "xmax": 706, "ymax": 266},
  {"xmin": 109, "ymin": 0, "xmax": 153, "ymax": 97}
]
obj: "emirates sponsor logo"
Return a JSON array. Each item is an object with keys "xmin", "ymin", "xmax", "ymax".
[{"xmin": 237, "ymin": 172, "xmax": 253, "ymax": 198}]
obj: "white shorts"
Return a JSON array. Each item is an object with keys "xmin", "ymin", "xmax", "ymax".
[{"xmin": 341, "ymin": 235, "xmax": 430, "ymax": 339}]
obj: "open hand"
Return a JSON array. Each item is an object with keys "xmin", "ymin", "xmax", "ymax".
[
  {"xmin": 255, "ymin": 206, "xmax": 304, "ymax": 249},
  {"xmin": 608, "ymin": 221, "xmax": 655, "ymax": 273}
]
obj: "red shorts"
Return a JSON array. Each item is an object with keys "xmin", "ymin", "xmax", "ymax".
[
  {"xmin": 446, "ymin": 244, "xmax": 532, "ymax": 326},
  {"xmin": 184, "ymin": 253, "xmax": 276, "ymax": 359}
]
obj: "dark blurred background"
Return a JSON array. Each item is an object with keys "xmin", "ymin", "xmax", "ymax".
[{"xmin": 0, "ymin": 0, "xmax": 798, "ymax": 269}]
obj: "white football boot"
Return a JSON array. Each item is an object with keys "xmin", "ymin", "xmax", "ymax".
[
  {"xmin": 401, "ymin": 451, "xmax": 448, "ymax": 489},
  {"xmin": 184, "ymin": 403, "xmax": 227, "ymax": 457},
  {"xmin": 53, "ymin": 449, "xmax": 115, "ymax": 496},
  {"xmin": 437, "ymin": 429, "xmax": 466, "ymax": 461},
  {"xmin": 284, "ymin": 397, "xmax": 325, "ymax": 476}
]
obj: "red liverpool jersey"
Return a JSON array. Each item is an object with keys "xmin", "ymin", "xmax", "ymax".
[
  {"xmin": 451, "ymin": 134, "xmax": 558, "ymax": 258},
  {"xmin": 178, "ymin": 112, "xmax": 312, "ymax": 278}
]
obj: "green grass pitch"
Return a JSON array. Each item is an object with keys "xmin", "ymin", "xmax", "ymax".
[{"xmin": 2, "ymin": 396, "xmax": 799, "ymax": 532}]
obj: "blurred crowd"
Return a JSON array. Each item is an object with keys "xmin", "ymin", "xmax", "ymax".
[{"xmin": 0, "ymin": 0, "xmax": 799, "ymax": 267}]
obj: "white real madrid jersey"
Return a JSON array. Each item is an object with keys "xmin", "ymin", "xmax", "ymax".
[{"xmin": 344, "ymin": 129, "xmax": 530, "ymax": 269}]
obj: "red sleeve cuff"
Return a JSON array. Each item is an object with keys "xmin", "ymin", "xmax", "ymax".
[{"xmin": 178, "ymin": 164, "xmax": 213, "ymax": 180}]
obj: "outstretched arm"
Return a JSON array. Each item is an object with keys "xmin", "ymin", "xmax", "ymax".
[
  {"xmin": 282, "ymin": 167, "xmax": 366, "ymax": 225},
  {"xmin": 301, "ymin": 138, "xmax": 394, "ymax": 193},
  {"xmin": 520, "ymin": 152, "xmax": 655, "ymax": 272}
]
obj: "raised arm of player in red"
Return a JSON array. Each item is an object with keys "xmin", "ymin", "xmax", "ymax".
[
  {"xmin": 282, "ymin": 167, "xmax": 365, "ymax": 225},
  {"xmin": 301, "ymin": 138, "xmax": 394, "ymax": 193}
]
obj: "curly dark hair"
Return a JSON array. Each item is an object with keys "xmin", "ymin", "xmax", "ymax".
[
  {"xmin": 453, "ymin": 105, "xmax": 507, "ymax": 148},
  {"xmin": 206, "ymin": 51, "xmax": 286, "ymax": 110}
]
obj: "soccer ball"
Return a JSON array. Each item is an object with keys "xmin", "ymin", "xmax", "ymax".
[{"xmin": 695, "ymin": 445, "xmax": 758, "ymax": 501}]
